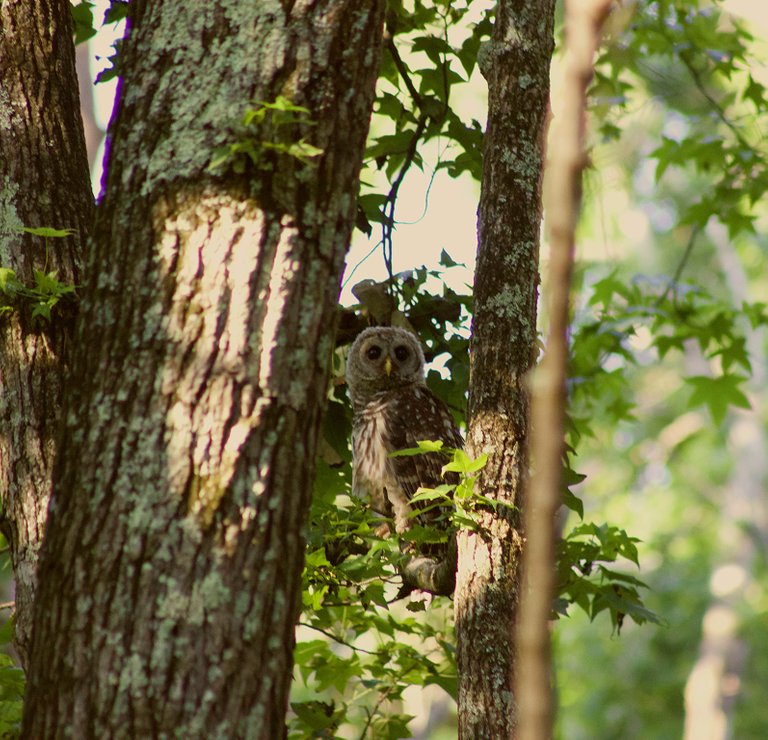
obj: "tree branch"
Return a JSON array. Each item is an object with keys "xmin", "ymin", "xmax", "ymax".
[
  {"xmin": 386, "ymin": 37, "xmax": 423, "ymax": 108},
  {"xmin": 655, "ymin": 223, "xmax": 701, "ymax": 306}
]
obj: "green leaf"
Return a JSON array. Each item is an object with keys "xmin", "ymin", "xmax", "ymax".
[
  {"xmin": 443, "ymin": 450, "xmax": 487, "ymax": 474},
  {"xmin": 409, "ymin": 485, "xmax": 453, "ymax": 504},
  {"xmin": 389, "ymin": 439, "xmax": 446, "ymax": 457},
  {"xmin": 290, "ymin": 700, "xmax": 340, "ymax": 732},
  {"xmin": 685, "ymin": 374, "xmax": 751, "ymax": 424},
  {"xmin": 439, "ymin": 249, "xmax": 462, "ymax": 268},
  {"xmin": 31, "ymin": 303, "xmax": 52, "ymax": 322},
  {"xmin": 242, "ymin": 107, "xmax": 267, "ymax": 127},
  {"xmin": 562, "ymin": 488, "xmax": 584, "ymax": 518},
  {"xmin": 104, "ymin": 0, "xmax": 130, "ymax": 24},
  {"xmin": 358, "ymin": 193, "xmax": 389, "ymax": 226},
  {"xmin": 281, "ymin": 139, "xmax": 324, "ymax": 161},
  {"xmin": 71, "ymin": 1, "xmax": 96, "ymax": 45},
  {"xmin": 411, "ymin": 35, "xmax": 453, "ymax": 66},
  {"xmin": 260, "ymin": 95, "xmax": 311, "ymax": 115},
  {"xmin": 0, "ymin": 268, "xmax": 19, "ymax": 293},
  {"xmin": 304, "ymin": 548, "xmax": 330, "ymax": 568},
  {"xmin": 0, "ymin": 619, "xmax": 12, "ymax": 646},
  {"xmin": 22, "ymin": 226, "xmax": 75, "ymax": 238},
  {"xmin": 595, "ymin": 589, "xmax": 663, "ymax": 627},
  {"xmin": 32, "ymin": 269, "xmax": 62, "ymax": 295}
]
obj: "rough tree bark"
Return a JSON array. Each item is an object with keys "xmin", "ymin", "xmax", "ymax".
[
  {"xmin": 0, "ymin": 0, "xmax": 93, "ymax": 666},
  {"xmin": 22, "ymin": 1, "xmax": 384, "ymax": 736},
  {"xmin": 455, "ymin": 1, "xmax": 555, "ymax": 737},
  {"xmin": 516, "ymin": 2, "xmax": 612, "ymax": 738}
]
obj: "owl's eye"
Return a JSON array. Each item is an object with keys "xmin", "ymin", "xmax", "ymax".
[
  {"xmin": 394, "ymin": 345, "xmax": 409, "ymax": 362},
  {"xmin": 366, "ymin": 345, "xmax": 382, "ymax": 360}
]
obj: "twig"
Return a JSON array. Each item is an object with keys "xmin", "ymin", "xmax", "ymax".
[
  {"xmin": 0, "ymin": 601, "xmax": 14, "ymax": 611},
  {"xmin": 381, "ymin": 113, "xmax": 428, "ymax": 282},
  {"xmin": 386, "ymin": 38, "xmax": 423, "ymax": 108},
  {"xmin": 378, "ymin": 37, "xmax": 447, "ymax": 285},
  {"xmin": 655, "ymin": 223, "xmax": 701, "ymax": 306},
  {"xmin": 298, "ymin": 622, "xmax": 384, "ymax": 656},
  {"xmin": 355, "ymin": 655, "xmax": 421, "ymax": 740},
  {"xmin": 358, "ymin": 683, "xmax": 396, "ymax": 739},
  {"xmin": 678, "ymin": 53, "xmax": 754, "ymax": 153}
]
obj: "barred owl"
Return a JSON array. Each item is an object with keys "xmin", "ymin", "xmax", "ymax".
[{"xmin": 346, "ymin": 327, "xmax": 463, "ymax": 536}]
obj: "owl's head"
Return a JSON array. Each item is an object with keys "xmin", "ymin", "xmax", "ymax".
[{"xmin": 346, "ymin": 327, "xmax": 426, "ymax": 405}]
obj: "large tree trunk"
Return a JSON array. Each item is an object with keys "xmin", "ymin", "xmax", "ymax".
[
  {"xmin": 22, "ymin": 1, "xmax": 384, "ymax": 736},
  {"xmin": 0, "ymin": 0, "xmax": 93, "ymax": 666},
  {"xmin": 455, "ymin": 1, "xmax": 555, "ymax": 737}
]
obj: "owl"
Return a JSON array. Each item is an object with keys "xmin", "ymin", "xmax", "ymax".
[{"xmin": 346, "ymin": 327, "xmax": 464, "ymax": 537}]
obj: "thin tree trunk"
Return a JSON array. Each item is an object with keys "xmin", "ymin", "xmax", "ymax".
[
  {"xmin": 0, "ymin": 0, "xmax": 93, "ymax": 666},
  {"xmin": 456, "ymin": 2, "xmax": 555, "ymax": 737},
  {"xmin": 23, "ymin": 2, "xmax": 384, "ymax": 736},
  {"xmin": 515, "ymin": 2, "xmax": 612, "ymax": 738}
]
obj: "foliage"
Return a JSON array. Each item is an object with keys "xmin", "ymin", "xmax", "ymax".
[
  {"xmin": 70, "ymin": 1, "xmax": 98, "ymax": 45},
  {"xmin": 208, "ymin": 97, "xmax": 324, "ymax": 176},
  {"xmin": 356, "ymin": 0, "xmax": 492, "ymax": 275},
  {"xmin": 0, "ymin": 228, "xmax": 77, "ymax": 323},
  {"xmin": 70, "ymin": 0, "xmax": 128, "ymax": 82},
  {"xmin": 554, "ymin": 0, "xmax": 768, "ymax": 735},
  {"xmin": 0, "ymin": 621, "xmax": 23, "ymax": 739},
  {"xmin": 292, "ymin": 261, "xmax": 660, "ymax": 736},
  {"xmin": 291, "ymin": 265, "xmax": 467, "ymax": 738}
]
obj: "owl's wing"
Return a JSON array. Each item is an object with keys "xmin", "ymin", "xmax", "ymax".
[{"xmin": 385, "ymin": 385, "xmax": 463, "ymax": 500}]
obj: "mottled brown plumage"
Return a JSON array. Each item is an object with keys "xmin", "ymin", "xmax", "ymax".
[{"xmin": 346, "ymin": 327, "xmax": 463, "ymax": 535}]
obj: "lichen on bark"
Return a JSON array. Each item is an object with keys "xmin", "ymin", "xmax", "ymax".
[
  {"xmin": 0, "ymin": 0, "xmax": 92, "ymax": 666},
  {"xmin": 22, "ymin": 2, "xmax": 385, "ymax": 736},
  {"xmin": 456, "ymin": 1, "xmax": 556, "ymax": 737}
]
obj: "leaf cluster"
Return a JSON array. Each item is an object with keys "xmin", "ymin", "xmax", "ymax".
[
  {"xmin": 298, "ymin": 255, "xmax": 667, "ymax": 734},
  {"xmin": 0, "ymin": 228, "xmax": 77, "ymax": 323},
  {"xmin": 593, "ymin": 0, "xmax": 766, "ymax": 239},
  {"xmin": 356, "ymin": 0, "xmax": 491, "ymax": 276},
  {"xmin": 293, "ymin": 472, "xmax": 456, "ymax": 738},
  {"xmin": 208, "ymin": 97, "xmax": 323, "ymax": 176}
]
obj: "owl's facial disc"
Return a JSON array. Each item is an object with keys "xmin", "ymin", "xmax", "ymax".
[{"xmin": 348, "ymin": 328, "xmax": 425, "ymax": 401}]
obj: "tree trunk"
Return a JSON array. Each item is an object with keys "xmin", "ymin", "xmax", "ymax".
[
  {"xmin": 22, "ymin": 2, "xmax": 384, "ymax": 737},
  {"xmin": 0, "ymin": 0, "xmax": 93, "ymax": 666},
  {"xmin": 455, "ymin": 1, "xmax": 555, "ymax": 737}
]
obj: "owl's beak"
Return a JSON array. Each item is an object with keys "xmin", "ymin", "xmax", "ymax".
[{"xmin": 384, "ymin": 357, "xmax": 393, "ymax": 376}]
